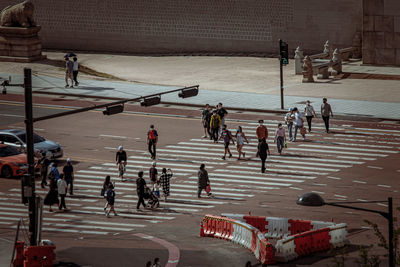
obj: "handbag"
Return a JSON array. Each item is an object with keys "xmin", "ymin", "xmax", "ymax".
[
  {"xmin": 284, "ymin": 141, "xmax": 287, "ymax": 148},
  {"xmin": 206, "ymin": 184, "xmax": 211, "ymax": 194}
]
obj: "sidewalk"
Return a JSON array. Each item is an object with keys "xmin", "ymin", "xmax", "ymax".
[{"xmin": 2, "ymin": 71, "xmax": 399, "ymax": 120}]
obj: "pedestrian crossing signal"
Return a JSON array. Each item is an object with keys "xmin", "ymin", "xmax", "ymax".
[{"xmin": 280, "ymin": 40, "xmax": 289, "ymax": 65}]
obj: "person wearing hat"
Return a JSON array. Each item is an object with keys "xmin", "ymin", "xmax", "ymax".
[
  {"xmin": 256, "ymin": 119, "xmax": 268, "ymax": 142},
  {"xmin": 149, "ymin": 161, "xmax": 158, "ymax": 186},
  {"xmin": 284, "ymin": 108, "xmax": 294, "ymax": 141},
  {"xmin": 63, "ymin": 158, "xmax": 74, "ymax": 195}
]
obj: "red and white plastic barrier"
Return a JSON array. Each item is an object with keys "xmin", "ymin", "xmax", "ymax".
[
  {"xmin": 219, "ymin": 214, "xmax": 347, "ymax": 263},
  {"xmin": 201, "ymin": 215, "xmax": 275, "ymax": 265}
]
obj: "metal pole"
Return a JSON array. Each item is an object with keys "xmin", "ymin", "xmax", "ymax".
[
  {"xmin": 279, "ymin": 39, "xmax": 284, "ymax": 110},
  {"xmin": 388, "ymin": 197, "xmax": 394, "ymax": 267},
  {"xmin": 24, "ymin": 68, "xmax": 37, "ymax": 246}
]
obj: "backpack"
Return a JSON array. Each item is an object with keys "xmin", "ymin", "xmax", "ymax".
[
  {"xmin": 223, "ymin": 130, "xmax": 232, "ymax": 142},
  {"xmin": 148, "ymin": 130, "xmax": 156, "ymax": 140}
]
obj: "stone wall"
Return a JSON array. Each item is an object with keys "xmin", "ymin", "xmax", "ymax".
[
  {"xmin": 0, "ymin": 0, "xmax": 362, "ymax": 55},
  {"xmin": 363, "ymin": 0, "xmax": 400, "ymax": 65}
]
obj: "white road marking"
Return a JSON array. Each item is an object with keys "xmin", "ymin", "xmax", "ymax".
[
  {"xmin": 287, "ymin": 147, "xmax": 384, "ymax": 157},
  {"xmin": 327, "ymin": 176, "xmax": 341, "ymax": 180},
  {"xmin": 353, "ymin": 180, "xmax": 367, "ymax": 184},
  {"xmin": 298, "ymin": 144, "xmax": 397, "ymax": 154},
  {"xmin": 187, "ymin": 176, "xmax": 288, "ymax": 187},
  {"xmin": 367, "ymin": 166, "xmax": 383, "ymax": 170},
  {"xmin": 334, "ymin": 194, "xmax": 347, "ymax": 198},
  {"xmin": 210, "ymin": 171, "xmax": 305, "ymax": 183},
  {"xmin": 225, "ymin": 165, "xmax": 327, "ymax": 176},
  {"xmin": 377, "ymin": 184, "xmax": 391, "ymax": 188},
  {"xmin": 100, "ymin": 134, "xmax": 127, "ymax": 139}
]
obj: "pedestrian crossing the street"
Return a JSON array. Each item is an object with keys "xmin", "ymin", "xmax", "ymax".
[{"xmin": 1, "ymin": 119, "xmax": 399, "ymax": 236}]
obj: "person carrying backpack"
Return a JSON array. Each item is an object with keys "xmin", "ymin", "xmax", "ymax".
[
  {"xmin": 219, "ymin": 124, "xmax": 235, "ymax": 160},
  {"xmin": 209, "ymin": 110, "xmax": 221, "ymax": 143},
  {"xmin": 147, "ymin": 125, "xmax": 158, "ymax": 160}
]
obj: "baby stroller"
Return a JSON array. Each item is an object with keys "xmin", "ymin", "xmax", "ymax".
[{"xmin": 144, "ymin": 187, "xmax": 159, "ymax": 209}]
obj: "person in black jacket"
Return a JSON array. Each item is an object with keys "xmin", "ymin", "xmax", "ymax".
[
  {"xmin": 257, "ymin": 139, "xmax": 270, "ymax": 173},
  {"xmin": 136, "ymin": 171, "xmax": 147, "ymax": 210}
]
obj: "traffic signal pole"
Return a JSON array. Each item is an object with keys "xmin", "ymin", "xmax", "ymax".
[
  {"xmin": 279, "ymin": 40, "xmax": 284, "ymax": 110},
  {"xmin": 24, "ymin": 68, "xmax": 38, "ymax": 246},
  {"xmin": 279, "ymin": 39, "xmax": 288, "ymax": 110}
]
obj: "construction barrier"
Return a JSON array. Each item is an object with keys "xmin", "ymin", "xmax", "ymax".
[
  {"xmin": 23, "ymin": 245, "xmax": 56, "ymax": 267},
  {"xmin": 13, "ymin": 241, "xmax": 25, "ymax": 267},
  {"xmin": 201, "ymin": 215, "xmax": 275, "ymax": 265},
  {"xmin": 220, "ymin": 214, "xmax": 347, "ymax": 263}
]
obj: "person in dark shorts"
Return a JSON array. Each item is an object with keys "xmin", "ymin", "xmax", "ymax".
[
  {"xmin": 62, "ymin": 158, "xmax": 74, "ymax": 195},
  {"xmin": 201, "ymin": 104, "xmax": 211, "ymax": 138},
  {"xmin": 219, "ymin": 124, "xmax": 235, "ymax": 160},
  {"xmin": 105, "ymin": 183, "xmax": 117, "ymax": 217},
  {"xmin": 147, "ymin": 125, "xmax": 158, "ymax": 159},
  {"xmin": 136, "ymin": 171, "xmax": 147, "ymax": 210}
]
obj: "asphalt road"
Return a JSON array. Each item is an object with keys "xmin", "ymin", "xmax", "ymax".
[{"xmin": 0, "ymin": 94, "xmax": 399, "ymax": 267}]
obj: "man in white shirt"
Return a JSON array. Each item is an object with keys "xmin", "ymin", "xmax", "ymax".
[
  {"xmin": 292, "ymin": 107, "xmax": 305, "ymax": 142},
  {"xmin": 57, "ymin": 174, "xmax": 68, "ymax": 210},
  {"xmin": 72, "ymin": 57, "xmax": 79, "ymax": 86}
]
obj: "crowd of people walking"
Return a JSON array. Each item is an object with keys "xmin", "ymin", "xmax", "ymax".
[{"xmin": 38, "ymin": 98, "xmax": 332, "ymax": 216}]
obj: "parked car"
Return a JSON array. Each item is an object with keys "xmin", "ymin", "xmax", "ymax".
[
  {"xmin": 0, "ymin": 144, "xmax": 28, "ymax": 178},
  {"xmin": 0, "ymin": 129, "xmax": 63, "ymax": 159}
]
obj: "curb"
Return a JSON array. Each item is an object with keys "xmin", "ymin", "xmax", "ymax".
[{"xmin": 31, "ymin": 90, "xmax": 398, "ymax": 122}]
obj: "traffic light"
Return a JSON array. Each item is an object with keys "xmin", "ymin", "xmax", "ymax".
[
  {"xmin": 103, "ymin": 105, "xmax": 124, "ymax": 115},
  {"xmin": 140, "ymin": 96, "xmax": 161, "ymax": 107},
  {"xmin": 178, "ymin": 87, "xmax": 199, "ymax": 98},
  {"xmin": 280, "ymin": 40, "xmax": 289, "ymax": 65}
]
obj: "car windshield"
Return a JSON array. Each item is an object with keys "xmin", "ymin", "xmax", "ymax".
[
  {"xmin": 0, "ymin": 146, "xmax": 21, "ymax": 157},
  {"xmin": 16, "ymin": 133, "xmax": 45, "ymax": 144}
]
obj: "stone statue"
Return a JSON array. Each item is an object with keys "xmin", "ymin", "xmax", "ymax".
[
  {"xmin": 323, "ymin": 40, "xmax": 331, "ymax": 56},
  {"xmin": 294, "ymin": 46, "xmax": 304, "ymax": 75},
  {"xmin": 302, "ymin": 56, "xmax": 314, "ymax": 83},
  {"xmin": 0, "ymin": 1, "xmax": 36, "ymax": 27},
  {"xmin": 331, "ymin": 48, "xmax": 342, "ymax": 75}
]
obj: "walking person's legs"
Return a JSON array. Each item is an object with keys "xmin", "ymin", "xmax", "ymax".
[
  {"xmin": 148, "ymin": 140, "xmax": 155, "ymax": 159},
  {"xmin": 65, "ymin": 73, "xmax": 69, "ymax": 87},
  {"xmin": 212, "ymin": 128, "xmax": 218, "ymax": 142},
  {"xmin": 41, "ymin": 172, "xmax": 47, "ymax": 188},
  {"xmin": 198, "ymin": 187, "xmax": 203, "ymax": 198},
  {"xmin": 73, "ymin": 71, "xmax": 79, "ymax": 85},
  {"xmin": 137, "ymin": 195, "xmax": 146, "ymax": 209},
  {"xmin": 261, "ymin": 157, "xmax": 266, "ymax": 173},
  {"xmin": 306, "ymin": 116, "xmax": 312, "ymax": 132},
  {"xmin": 277, "ymin": 136, "xmax": 283, "ymax": 154},
  {"xmin": 288, "ymin": 123, "xmax": 293, "ymax": 140},
  {"xmin": 152, "ymin": 142, "xmax": 157, "ymax": 159},
  {"xmin": 293, "ymin": 126, "xmax": 299, "ymax": 142},
  {"xmin": 59, "ymin": 194, "xmax": 66, "ymax": 210},
  {"xmin": 322, "ymin": 116, "xmax": 330, "ymax": 132}
]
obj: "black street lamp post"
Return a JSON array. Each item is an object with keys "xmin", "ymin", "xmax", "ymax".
[{"xmin": 297, "ymin": 192, "xmax": 394, "ymax": 267}]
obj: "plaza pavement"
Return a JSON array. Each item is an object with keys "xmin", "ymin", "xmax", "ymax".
[{"xmin": 1, "ymin": 52, "xmax": 400, "ymax": 120}]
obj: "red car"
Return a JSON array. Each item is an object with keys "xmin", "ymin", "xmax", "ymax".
[{"xmin": 0, "ymin": 144, "xmax": 28, "ymax": 178}]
